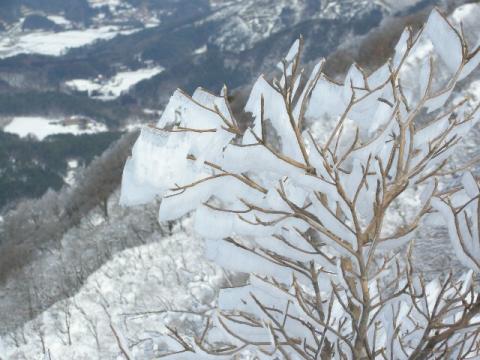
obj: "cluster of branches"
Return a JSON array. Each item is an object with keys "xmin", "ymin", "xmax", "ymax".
[{"xmin": 121, "ymin": 7, "xmax": 480, "ymax": 360}]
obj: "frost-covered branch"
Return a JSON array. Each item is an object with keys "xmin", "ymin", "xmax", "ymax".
[{"xmin": 121, "ymin": 7, "xmax": 480, "ymax": 359}]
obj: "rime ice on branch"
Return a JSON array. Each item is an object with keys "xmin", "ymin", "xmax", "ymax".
[{"xmin": 121, "ymin": 8, "xmax": 480, "ymax": 359}]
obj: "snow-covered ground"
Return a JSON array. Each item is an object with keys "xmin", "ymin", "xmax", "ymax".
[
  {"xmin": 0, "ymin": 25, "xmax": 138, "ymax": 59},
  {"xmin": 0, "ymin": 218, "xmax": 224, "ymax": 359},
  {"xmin": 3, "ymin": 117, "xmax": 108, "ymax": 140},
  {"xmin": 64, "ymin": 159, "xmax": 80, "ymax": 186},
  {"xmin": 46, "ymin": 15, "xmax": 74, "ymax": 28},
  {"xmin": 193, "ymin": 44, "xmax": 208, "ymax": 55},
  {"xmin": 65, "ymin": 66, "xmax": 164, "ymax": 100},
  {"xmin": 88, "ymin": 0, "xmax": 124, "ymax": 9}
]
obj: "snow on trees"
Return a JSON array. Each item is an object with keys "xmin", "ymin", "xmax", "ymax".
[{"xmin": 121, "ymin": 8, "xmax": 480, "ymax": 359}]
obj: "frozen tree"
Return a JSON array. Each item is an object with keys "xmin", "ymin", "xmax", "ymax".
[{"xmin": 121, "ymin": 8, "xmax": 480, "ymax": 359}]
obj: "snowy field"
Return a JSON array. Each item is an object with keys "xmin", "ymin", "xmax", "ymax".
[
  {"xmin": 3, "ymin": 117, "xmax": 108, "ymax": 140},
  {"xmin": 88, "ymin": 0, "xmax": 124, "ymax": 8},
  {"xmin": 46, "ymin": 15, "xmax": 74, "ymax": 28},
  {"xmin": 0, "ymin": 26, "xmax": 138, "ymax": 59},
  {"xmin": 66, "ymin": 66, "xmax": 164, "ymax": 100}
]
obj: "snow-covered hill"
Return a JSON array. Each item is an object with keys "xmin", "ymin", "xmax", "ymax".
[
  {"xmin": 0, "ymin": 217, "xmax": 224, "ymax": 359},
  {"xmin": 206, "ymin": 0, "xmax": 383, "ymax": 53}
]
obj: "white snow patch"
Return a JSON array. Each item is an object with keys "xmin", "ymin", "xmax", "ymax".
[
  {"xmin": 68, "ymin": 159, "xmax": 79, "ymax": 169},
  {"xmin": 3, "ymin": 117, "xmax": 108, "ymax": 140},
  {"xmin": 46, "ymin": 15, "xmax": 73, "ymax": 27},
  {"xmin": 64, "ymin": 159, "xmax": 80, "ymax": 186},
  {"xmin": 142, "ymin": 108, "xmax": 162, "ymax": 116},
  {"xmin": 193, "ymin": 44, "xmax": 207, "ymax": 55},
  {"xmin": 0, "ymin": 26, "xmax": 138, "ymax": 59},
  {"xmin": 88, "ymin": 0, "xmax": 125, "ymax": 9},
  {"xmin": 66, "ymin": 66, "xmax": 164, "ymax": 100},
  {"xmin": 65, "ymin": 79, "xmax": 102, "ymax": 94},
  {"xmin": 90, "ymin": 212, "xmax": 107, "ymax": 226},
  {"xmin": 122, "ymin": 122, "xmax": 144, "ymax": 132}
]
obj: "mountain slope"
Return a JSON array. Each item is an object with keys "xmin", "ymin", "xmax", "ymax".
[{"xmin": 0, "ymin": 218, "xmax": 224, "ymax": 359}]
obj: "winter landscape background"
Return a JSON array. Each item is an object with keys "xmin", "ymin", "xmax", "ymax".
[{"xmin": 0, "ymin": 0, "xmax": 479, "ymax": 358}]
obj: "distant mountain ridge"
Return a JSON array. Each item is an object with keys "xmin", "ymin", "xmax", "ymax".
[
  {"xmin": 0, "ymin": 0, "xmax": 436, "ymax": 118},
  {"xmin": 0, "ymin": 0, "xmax": 454, "ymax": 210}
]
